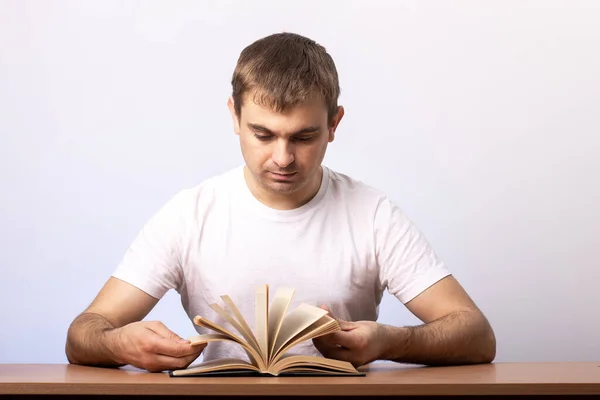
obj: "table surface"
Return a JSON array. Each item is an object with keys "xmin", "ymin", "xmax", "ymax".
[{"xmin": 1, "ymin": 362, "xmax": 600, "ymax": 396}]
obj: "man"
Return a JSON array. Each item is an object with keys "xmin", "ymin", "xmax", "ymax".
[{"xmin": 65, "ymin": 32, "xmax": 496, "ymax": 373}]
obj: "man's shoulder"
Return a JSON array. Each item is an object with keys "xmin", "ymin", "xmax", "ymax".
[
  {"xmin": 163, "ymin": 165, "xmax": 243, "ymax": 210},
  {"xmin": 326, "ymin": 166, "xmax": 387, "ymax": 202},
  {"xmin": 190, "ymin": 165, "xmax": 243, "ymax": 192}
]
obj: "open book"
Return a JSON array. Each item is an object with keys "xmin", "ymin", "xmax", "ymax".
[{"xmin": 169, "ymin": 284, "xmax": 364, "ymax": 377}]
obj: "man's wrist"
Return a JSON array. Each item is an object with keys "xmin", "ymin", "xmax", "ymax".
[
  {"xmin": 101, "ymin": 327, "xmax": 125, "ymax": 365},
  {"xmin": 378, "ymin": 324, "xmax": 411, "ymax": 362}
]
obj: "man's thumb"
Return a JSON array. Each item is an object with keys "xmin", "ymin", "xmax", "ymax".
[
  {"xmin": 320, "ymin": 305, "xmax": 353, "ymax": 330},
  {"xmin": 148, "ymin": 321, "xmax": 187, "ymax": 342},
  {"xmin": 320, "ymin": 304, "xmax": 339, "ymax": 320}
]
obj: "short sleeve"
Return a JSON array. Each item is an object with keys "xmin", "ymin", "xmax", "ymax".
[
  {"xmin": 374, "ymin": 196, "xmax": 451, "ymax": 304},
  {"xmin": 111, "ymin": 191, "xmax": 189, "ymax": 299}
]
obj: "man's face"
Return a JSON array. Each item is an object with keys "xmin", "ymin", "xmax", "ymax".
[{"xmin": 228, "ymin": 93, "xmax": 343, "ymax": 203}]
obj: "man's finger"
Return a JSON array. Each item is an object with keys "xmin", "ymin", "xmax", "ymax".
[
  {"xmin": 313, "ymin": 340, "xmax": 352, "ymax": 362},
  {"xmin": 313, "ymin": 334, "xmax": 337, "ymax": 348},
  {"xmin": 147, "ymin": 321, "xmax": 187, "ymax": 343},
  {"xmin": 320, "ymin": 304, "xmax": 338, "ymax": 319},
  {"xmin": 150, "ymin": 352, "xmax": 203, "ymax": 371},
  {"xmin": 320, "ymin": 305, "xmax": 357, "ymax": 330},
  {"xmin": 312, "ymin": 336, "xmax": 338, "ymax": 356},
  {"xmin": 338, "ymin": 319, "xmax": 357, "ymax": 331},
  {"xmin": 323, "ymin": 331, "xmax": 358, "ymax": 349},
  {"xmin": 150, "ymin": 335, "xmax": 206, "ymax": 358}
]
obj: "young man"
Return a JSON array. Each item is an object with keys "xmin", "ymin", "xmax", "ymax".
[{"xmin": 65, "ymin": 32, "xmax": 496, "ymax": 373}]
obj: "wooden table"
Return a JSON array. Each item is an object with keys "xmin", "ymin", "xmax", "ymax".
[{"xmin": 1, "ymin": 362, "xmax": 599, "ymax": 398}]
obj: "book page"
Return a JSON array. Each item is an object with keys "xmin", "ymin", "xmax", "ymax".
[
  {"xmin": 254, "ymin": 284, "xmax": 269, "ymax": 361},
  {"xmin": 171, "ymin": 357, "xmax": 259, "ymax": 376},
  {"xmin": 269, "ymin": 354, "xmax": 359, "ymax": 376},
  {"xmin": 193, "ymin": 315, "xmax": 243, "ymax": 342},
  {"xmin": 267, "ymin": 287, "xmax": 295, "ymax": 362},
  {"xmin": 271, "ymin": 303, "xmax": 328, "ymax": 358},
  {"xmin": 209, "ymin": 302, "xmax": 261, "ymax": 355},
  {"xmin": 270, "ymin": 315, "xmax": 339, "ymax": 364},
  {"xmin": 193, "ymin": 315, "xmax": 266, "ymax": 370},
  {"xmin": 188, "ymin": 333, "xmax": 236, "ymax": 346},
  {"xmin": 221, "ymin": 295, "xmax": 260, "ymax": 352}
]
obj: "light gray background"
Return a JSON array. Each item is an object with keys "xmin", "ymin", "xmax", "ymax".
[{"xmin": 1, "ymin": 0, "xmax": 598, "ymax": 364}]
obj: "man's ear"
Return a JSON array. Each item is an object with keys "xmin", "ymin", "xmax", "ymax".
[
  {"xmin": 328, "ymin": 105, "xmax": 345, "ymax": 142},
  {"xmin": 227, "ymin": 96, "xmax": 241, "ymax": 135}
]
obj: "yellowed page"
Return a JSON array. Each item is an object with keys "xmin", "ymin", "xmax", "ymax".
[
  {"xmin": 193, "ymin": 315, "xmax": 244, "ymax": 342},
  {"xmin": 267, "ymin": 287, "xmax": 295, "ymax": 362},
  {"xmin": 270, "ymin": 315, "xmax": 339, "ymax": 364},
  {"xmin": 269, "ymin": 354, "xmax": 358, "ymax": 376},
  {"xmin": 209, "ymin": 302, "xmax": 261, "ymax": 356},
  {"xmin": 188, "ymin": 333, "xmax": 236, "ymax": 345},
  {"xmin": 254, "ymin": 284, "xmax": 269, "ymax": 361},
  {"xmin": 171, "ymin": 357, "xmax": 259, "ymax": 376},
  {"xmin": 271, "ymin": 303, "xmax": 328, "ymax": 358},
  {"xmin": 220, "ymin": 295, "xmax": 260, "ymax": 352},
  {"xmin": 193, "ymin": 315, "xmax": 267, "ymax": 371}
]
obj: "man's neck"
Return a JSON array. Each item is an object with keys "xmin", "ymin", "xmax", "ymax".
[{"xmin": 244, "ymin": 166, "xmax": 323, "ymax": 211}]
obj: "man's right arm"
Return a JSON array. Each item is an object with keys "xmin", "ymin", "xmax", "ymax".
[
  {"xmin": 65, "ymin": 277, "xmax": 205, "ymax": 372},
  {"xmin": 65, "ymin": 311, "xmax": 125, "ymax": 368}
]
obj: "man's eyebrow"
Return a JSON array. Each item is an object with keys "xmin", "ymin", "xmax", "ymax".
[{"xmin": 247, "ymin": 123, "xmax": 321, "ymax": 136}]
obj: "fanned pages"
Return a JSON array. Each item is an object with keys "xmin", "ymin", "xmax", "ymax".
[
  {"xmin": 221, "ymin": 295, "xmax": 260, "ymax": 351},
  {"xmin": 267, "ymin": 287, "xmax": 295, "ymax": 363},
  {"xmin": 170, "ymin": 284, "xmax": 364, "ymax": 377},
  {"xmin": 255, "ymin": 284, "xmax": 269, "ymax": 360}
]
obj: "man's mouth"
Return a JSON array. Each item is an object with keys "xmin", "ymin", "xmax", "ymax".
[{"xmin": 270, "ymin": 171, "xmax": 297, "ymax": 179}]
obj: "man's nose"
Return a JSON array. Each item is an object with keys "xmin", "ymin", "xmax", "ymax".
[{"xmin": 272, "ymin": 140, "xmax": 295, "ymax": 168}]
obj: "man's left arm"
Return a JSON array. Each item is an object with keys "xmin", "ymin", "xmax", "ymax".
[
  {"xmin": 381, "ymin": 274, "xmax": 496, "ymax": 365},
  {"xmin": 313, "ymin": 275, "xmax": 496, "ymax": 367}
]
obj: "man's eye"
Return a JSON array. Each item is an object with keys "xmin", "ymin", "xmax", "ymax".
[
  {"xmin": 294, "ymin": 137, "xmax": 313, "ymax": 142},
  {"xmin": 254, "ymin": 134, "xmax": 272, "ymax": 141}
]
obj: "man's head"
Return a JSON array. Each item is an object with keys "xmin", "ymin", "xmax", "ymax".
[{"xmin": 228, "ymin": 32, "xmax": 344, "ymax": 209}]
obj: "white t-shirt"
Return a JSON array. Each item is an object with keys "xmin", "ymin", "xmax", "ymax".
[{"xmin": 112, "ymin": 165, "xmax": 450, "ymax": 361}]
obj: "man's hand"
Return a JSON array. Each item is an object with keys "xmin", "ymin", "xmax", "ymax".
[
  {"xmin": 106, "ymin": 321, "xmax": 206, "ymax": 372},
  {"xmin": 312, "ymin": 306, "xmax": 387, "ymax": 367}
]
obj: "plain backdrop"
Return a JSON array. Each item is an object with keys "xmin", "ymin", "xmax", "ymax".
[{"xmin": 1, "ymin": 0, "xmax": 599, "ymax": 364}]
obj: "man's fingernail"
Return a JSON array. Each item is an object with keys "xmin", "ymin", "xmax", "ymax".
[{"xmin": 179, "ymin": 338, "xmax": 189, "ymax": 343}]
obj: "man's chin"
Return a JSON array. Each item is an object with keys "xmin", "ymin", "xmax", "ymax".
[
  {"xmin": 256, "ymin": 176, "xmax": 298, "ymax": 193},
  {"xmin": 264, "ymin": 182, "xmax": 299, "ymax": 194}
]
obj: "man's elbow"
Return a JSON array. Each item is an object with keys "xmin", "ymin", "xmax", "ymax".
[
  {"xmin": 474, "ymin": 320, "xmax": 496, "ymax": 364},
  {"xmin": 65, "ymin": 349, "xmax": 80, "ymax": 365},
  {"xmin": 65, "ymin": 328, "xmax": 82, "ymax": 365}
]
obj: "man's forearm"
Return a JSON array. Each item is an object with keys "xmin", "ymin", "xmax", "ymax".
[
  {"xmin": 65, "ymin": 312, "xmax": 124, "ymax": 367},
  {"xmin": 380, "ymin": 309, "xmax": 496, "ymax": 366}
]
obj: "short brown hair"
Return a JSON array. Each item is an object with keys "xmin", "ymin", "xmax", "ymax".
[{"xmin": 231, "ymin": 32, "xmax": 340, "ymax": 124}]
